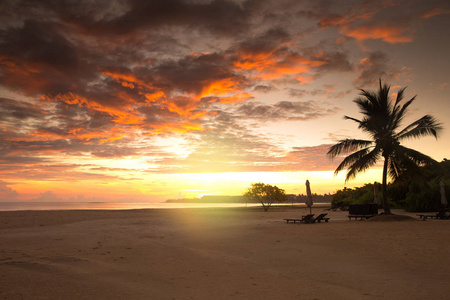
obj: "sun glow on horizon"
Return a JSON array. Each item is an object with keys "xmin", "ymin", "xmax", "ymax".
[{"xmin": 6, "ymin": 168, "xmax": 384, "ymax": 203}]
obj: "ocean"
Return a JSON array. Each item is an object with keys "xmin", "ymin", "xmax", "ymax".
[{"xmin": 0, "ymin": 202, "xmax": 318, "ymax": 211}]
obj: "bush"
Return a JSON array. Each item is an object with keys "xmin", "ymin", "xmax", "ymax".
[{"xmin": 332, "ymin": 184, "xmax": 378, "ymax": 209}]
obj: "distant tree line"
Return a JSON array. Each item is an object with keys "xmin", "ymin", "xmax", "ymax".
[
  {"xmin": 166, "ymin": 195, "xmax": 247, "ymax": 203},
  {"xmin": 166, "ymin": 193, "xmax": 333, "ymax": 204},
  {"xmin": 295, "ymin": 193, "xmax": 333, "ymax": 203}
]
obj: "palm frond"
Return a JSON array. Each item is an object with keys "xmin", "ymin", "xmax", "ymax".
[
  {"xmin": 388, "ymin": 157, "xmax": 402, "ymax": 179},
  {"xmin": 356, "ymin": 89, "xmax": 385, "ymax": 117},
  {"xmin": 396, "ymin": 115, "xmax": 443, "ymax": 140},
  {"xmin": 343, "ymin": 147, "xmax": 382, "ymax": 181},
  {"xmin": 390, "ymin": 96, "xmax": 415, "ymax": 131},
  {"xmin": 333, "ymin": 147, "xmax": 373, "ymax": 175},
  {"xmin": 343, "ymin": 115, "xmax": 362, "ymax": 125},
  {"xmin": 387, "ymin": 145, "xmax": 438, "ymax": 180},
  {"xmin": 393, "ymin": 86, "xmax": 407, "ymax": 108},
  {"xmin": 396, "ymin": 145, "xmax": 438, "ymax": 166},
  {"xmin": 377, "ymin": 79, "xmax": 392, "ymax": 112},
  {"xmin": 327, "ymin": 139, "xmax": 373, "ymax": 159},
  {"xmin": 387, "ymin": 155, "xmax": 422, "ymax": 180},
  {"xmin": 357, "ymin": 117, "xmax": 384, "ymax": 138}
]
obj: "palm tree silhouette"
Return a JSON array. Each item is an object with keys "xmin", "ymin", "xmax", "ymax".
[{"xmin": 328, "ymin": 80, "xmax": 442, "ymax": 214}]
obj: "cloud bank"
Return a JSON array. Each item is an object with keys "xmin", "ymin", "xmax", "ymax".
[{"xmin": 0, "ymin": 0, "xmax": 447, "ymax": 198}]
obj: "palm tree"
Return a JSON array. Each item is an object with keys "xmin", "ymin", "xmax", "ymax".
[{"xmin": 327, "ymin": 80, "xmax": 442, "ymax": 214}]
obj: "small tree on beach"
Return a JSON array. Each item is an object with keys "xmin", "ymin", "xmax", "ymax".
[
  {"xmin": 244, "ymin": 183, "xmax": 287, "ymax": 211},
  {"xmin": 327, "ymin": 80, "xmax": 442, "ymax": 214}
]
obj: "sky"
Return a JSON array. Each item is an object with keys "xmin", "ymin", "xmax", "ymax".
[{"xmin": 0, "ymin": 0, "xmax": 449, "ymax": 202}]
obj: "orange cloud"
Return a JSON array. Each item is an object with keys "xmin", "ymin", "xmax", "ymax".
[
  {"xmin": 66, "ymin": 127, "xmax": 126, "ymax": 143},
  {"xmin": 234, "ymin": 52, "xmax": 325, "ymax": 81},
  {"xmin": 42, "ymin": 92, "xmax": 143, "ymax": 126},
  {"xmin": 105, "ymin": 69, "xmax": 249, "ymax": 124},
  {"xmin": 145, "ymin": 91, "xmax": 166, "ymax": 102},
  {"xmin": 121, "ymin": 81, "xmax": 135, "ymax": 89},
  {"xmin": 318, "ymin": 1, "xmax": 411, "ymax": 44},
  {"xmin": 199, "ymin": 78, "xmax": 241, "ymax": 98},
  {"xmin": 319, "ymin": 11, "xmax": 375, "ymax": 28},
  {"xmin": 102, "ymin": 71, "xmax": 140, "ymax": 86},
  {"xmin": 234, "ymin": 52, "xmax": 278, "ymax": 72},
  {"xmin": 421, "ymin": 7, "xmax": 450, "ymax": 19},
  {"xmin": 148, "ymin": 121, "xmax": 204, "ymax": 135},
  {"xmin": 102, "ymin": 70, "xmax": 162, "ymax": 101},
  {"xmin": 342, "ymin": 25, "xmax": 413, "ymax": 43},
  {"xmin": 290, "ymin": 55, "xmax": 326, "ymax": 68},
  {"xmin": 160, "ymin": 98, "xmax": 205, "ymax": 119},
  {"xmin": 193, "ymin": 76, "xmax": 254, "ymax": 105},
  {"xmin": 295, "ymin": 74, "xmax": 314, "ymax": 85},
  {"xmin": 103, "ymin": 70, "xmax": 214, "ymax": 121},
  {"xmin": 318, "ymin": 0, "xmax": 395, "ymax": 29},
  {"xmin": 218, "ymin": 92, "xmax": 254, "ymax": 104},
  {"xmin": 359, "ymin": 57, "xmax": 373, "ymax": 66}
]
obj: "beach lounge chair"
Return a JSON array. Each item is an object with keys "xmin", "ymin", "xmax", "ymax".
[
  {"xmin": 347, "ymin": 203, "xmax": 378, "ymax": 220},
  {"xmin": 417, "ymin": 211, "xmax": 449, "ymax": 220},
  {"xmin": 284, "ymin": 214, "xmax": 315, "ymax": 224},
  {"xmin": 313, "ymin": 213, "xmax": 330, "ymax": 223}
]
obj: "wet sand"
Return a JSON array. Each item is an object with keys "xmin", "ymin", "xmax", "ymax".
[{"xmin": 1, "ymin": 207, "xmax": 449, "ymax": 299}]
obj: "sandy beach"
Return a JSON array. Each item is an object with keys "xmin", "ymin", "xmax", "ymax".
[{"xmin": 1, "ymin": 207, "xmax": 449, "ymax": 300}]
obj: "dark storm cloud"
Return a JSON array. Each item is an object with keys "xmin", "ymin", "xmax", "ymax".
[
  {"xmin": 236, "ymin": 27, "xmax": 291, "ymax": 55},
  {"xmin": 315, "ymin": 51, "xmax": 353, "ymax": 73},
  {"xmin": 0, "ymin": 98, "xmax": 45, "ymax": 123},
  {"xmin": 25, "ymin": 0, "xmax": 256, "ymax": 37},
  {"xmin": 0, "ymin": 20, "xmax": 78, "ymax": 72},
  {"xmin": 0, "ymin": 0, "xmax": 254, "ymax": 102},
  {"xmin": 0, "ymin": 0, "xmax": 353, "ymax": 129},
  {"xmin": 95, "ymin": 0, "xmax": 256, "ymax": 36},
  {"xmin": 151, "ymin": 52, "xmax": 246, "ymax": 95},
  {"xmin": 1, "ymin": 0, "xmax": 444, "ymax": 180}
]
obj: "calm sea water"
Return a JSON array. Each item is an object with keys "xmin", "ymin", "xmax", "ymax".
[{"xmin": 0, "ymin": 202, "xmax": 317, "ymax": 211}]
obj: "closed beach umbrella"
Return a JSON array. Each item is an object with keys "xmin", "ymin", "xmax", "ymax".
[
  {"xmin": 373, "ymin": 182, "xmax": 380, "ymax": 204},
  {"xmin": 440, "ymin": 181, "xmax": 447, "ymax": 206},
  {"xmin": 305, "ymin": 180, "xmax": 313, "ymax": 214}
]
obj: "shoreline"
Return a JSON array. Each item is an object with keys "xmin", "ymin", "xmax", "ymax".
[
  {"xmin": 0, "ymin": 205, "xmax": 326, "ymax": 229},
  {"xmin": 1, "ymin": 207, "xmax": 449, "ymax": 299},
  {"xmin": 0, "ymin": 206, "xmax": 429, "ymax": 230}
]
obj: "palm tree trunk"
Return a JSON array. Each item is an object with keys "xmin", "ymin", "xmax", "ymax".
[{"xmin": 382, "ymin": 157, "xmax": 391, "ymax": 214}]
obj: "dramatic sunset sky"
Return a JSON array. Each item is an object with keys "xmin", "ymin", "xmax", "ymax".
[{"xmin": 1, "ymin": 0, "xmax": 449, "ymax": 202}]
